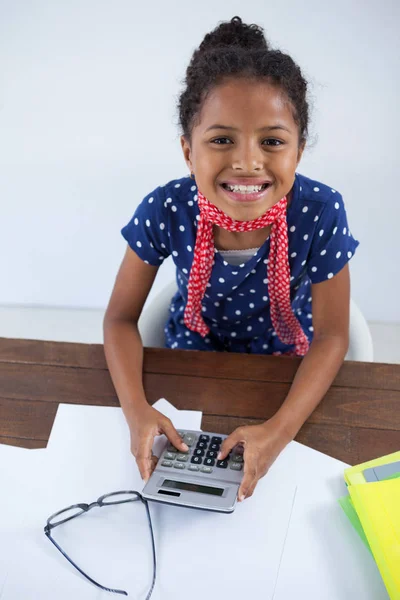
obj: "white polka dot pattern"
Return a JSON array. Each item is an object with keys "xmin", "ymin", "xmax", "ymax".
[{"xmin": 183, "ymin": 190, "xmax": 310, "ymax": 356}]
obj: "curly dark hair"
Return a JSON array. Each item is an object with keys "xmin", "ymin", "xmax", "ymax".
[{"xmin": 178, "ymin": 16, "xmax": 310, "ymax": 149}]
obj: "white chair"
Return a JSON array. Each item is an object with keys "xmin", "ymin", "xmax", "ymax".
[
  {"xmin": 138, "ymin": 282, "xmax": 373, "ymax": 361},
  {"xmin": 347, "ymin": 299, "xmax": 374, "ymax": 361}
]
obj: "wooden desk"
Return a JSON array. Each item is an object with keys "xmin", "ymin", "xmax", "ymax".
[{"xmin": 1, "ymin": 337, "xmax": 399, "ymax": 465}]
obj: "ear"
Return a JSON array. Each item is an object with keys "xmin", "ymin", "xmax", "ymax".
[
  {"xmin": 296, "ymin": 140, "xmax": 306, "ymax": 166},
  {"xmin": 180, "ymin": 135, "xmax": 193, "ymax": 172}
]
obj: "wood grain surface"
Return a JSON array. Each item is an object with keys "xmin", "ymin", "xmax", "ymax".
[{"xmin": 1, "ymin": 337, "xmax": 399, "ymax": 464}]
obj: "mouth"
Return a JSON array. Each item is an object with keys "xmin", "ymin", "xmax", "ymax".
[{"xmin": 220, "ymin": 181, "xmax": 272, "ymax": 202}]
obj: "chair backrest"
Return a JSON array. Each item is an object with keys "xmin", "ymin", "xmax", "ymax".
[
  {"xmin": 347, "ymin": 298, "xmax": 374, "ymax": 361},
  {"xmin": 138, "ymin": 283, "xmax": 373, "ymax": 361},
  {"xmin": 138, "ymin": 281, "xmax": 177, "ymax": 349}
]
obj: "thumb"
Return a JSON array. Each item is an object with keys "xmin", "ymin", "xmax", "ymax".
[
  {"xmin": 218, "ymin": 431, "xmax": 241, "ymax": 461},
  {"xmin": 162, "ymin": 419, "xmax": 189, "ymax": 452}
]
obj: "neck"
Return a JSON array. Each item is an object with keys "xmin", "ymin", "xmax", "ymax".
[
  {"xmin": 213, "ymin": 226, "xmax": 271, "ymax": 251},
  {"xmin": 204, "ymin": 190, "xmax": 292, "ymax": 252}
]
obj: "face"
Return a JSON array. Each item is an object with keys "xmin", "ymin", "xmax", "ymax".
[{"xmin": 181, "ymin": 78, "xmax": 305, "ymax": 221}]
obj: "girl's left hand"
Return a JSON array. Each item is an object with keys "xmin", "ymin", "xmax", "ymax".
[{"xmin": 217, "ymin": 418, "xmax": 292, "ymax": 502}]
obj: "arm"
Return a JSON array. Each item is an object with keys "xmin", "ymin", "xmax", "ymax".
[
  {"xmin": 103, "ymin": 245, "xmax": 159, "ymax": 422},
  {"xmin": 103, "ymin": 245, "xmax": 188, "ymax": 478},
  {"xmin": 272, "ymin": 263, "xmax": 350, "ymax": 440},
  {"xmin": 218, "ymin": 264, "xmax": 350, "ymax": 501}
]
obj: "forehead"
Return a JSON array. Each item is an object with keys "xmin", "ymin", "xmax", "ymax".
[{"xmin": 197, "ymin": 78, "xmax": 296, "ymax": 131}]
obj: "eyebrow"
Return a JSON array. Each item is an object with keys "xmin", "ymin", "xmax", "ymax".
[{"xmin": 205, "ymin": 124, "xmax": 292, "ymax": 133}]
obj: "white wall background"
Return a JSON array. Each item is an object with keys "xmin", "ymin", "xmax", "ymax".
[{"xmin": 0, "ymin": 0, "xmax": 399, "ymax": 322}]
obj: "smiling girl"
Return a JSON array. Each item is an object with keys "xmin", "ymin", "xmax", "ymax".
[{"xmin": 103, "ymin": 16, "xmax": 359, "ymax": 501}]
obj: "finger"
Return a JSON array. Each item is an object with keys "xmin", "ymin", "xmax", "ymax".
[
  {"xmin": 162, "ymin": 420, "xmax": 189, "ymax": 452},
  {"xmin": 136, "ymin": 434, "xmax": 155, "ymax": 481},
  {"xmin": 149, "ymin": 453, "xmax": 159, "ymax": 475},
  {"xmin": 218, "ymin": 430, "xmax": 243, "ymax": 461},
  {"xmin": 141, "ymin": 454, "xmax": 160, "ymax": 482},
  {"xmin": 240, "ymin": 476, "xmax": 259, "ymax": 501},
  {"xmin": 238, "ymin": 452, "xmax": 258, "ymax": 501}
]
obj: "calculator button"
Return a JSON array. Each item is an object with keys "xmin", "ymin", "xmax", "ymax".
[
  {"xmin": 196, "ymin": 441, "xmax": 208, "ymax": 450},
  {"xmin": 230, "ymin": 462, "xmax": 243, "ymax": 471},
  {"xmin": 166, "ymin": 444, "xmax": 178, "ymax": 452},
  {"xmin": 161, "ymin": 460, "xmax": 173, "ymax": 467},
  {"xmin": 232, "ymin": 454, "xmax": 243, "ymax": 463},
  {"xmin": 209, "ymin": 443, "xmax": 220, "ymax": 452},
  {"xmin": 193, "ymin": 448, "xmax": 205, "ymax": 457},
  {"xmin": 211, "ymin": 436, "xmax": 222, "ymax": 444},
  {"xmin": 188, "ymin": 464, "xmax": 200, "ymax": 472},
  {"xmin": 164, "ymin": 452, "xmax": 177, "ymax": 460},
  {"xmin": 174, "ymin": 463, "xmax": 186, "ymax": 470},
  {"xmin": 204, "ymin": 458, "xmax": 215, "ymax": 467},
  {"xmin": 206, "ymin": 450, "xmax": 218, "ymax": 459},
  {"xmin": 191, "ymin": 455, "xmax": 202, "ymax": 464},
  {"xmin": 199, "ymin": 435, "xmax": 210, "ymax": 442},
  {"xmin": 216, "ymin": 460, "xmax": 228, "ymax": 469},
  {"xmin": 176, "ymin": 454, "xmax": 189, "ymax": 462},
  {"xmin": 183, "ymin": 433, "xmax": 196, "ymax": 447},
  {"xmin": 200, "ymin": 466, "xmax": 213, "ymax": 474}
]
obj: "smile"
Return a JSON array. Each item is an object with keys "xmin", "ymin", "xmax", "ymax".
[
  {"xmin": 221, "ymin": 183, "xmax": 270, "ymax": 193},
  {"xmin": 220, "ymin": 182, "xmax": 272, "ymax": 203}
]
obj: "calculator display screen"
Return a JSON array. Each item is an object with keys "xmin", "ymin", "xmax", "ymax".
[{"xmin": 162, "ymin": 479, "xmax": 224, "ymax": 497}]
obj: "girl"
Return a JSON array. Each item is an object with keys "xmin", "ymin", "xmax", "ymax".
[{"xmin": 103, "ymin": 16, "xmax": 358, "ymax": 503}]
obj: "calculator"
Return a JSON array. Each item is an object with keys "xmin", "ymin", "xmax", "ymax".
[{"xmin": 142, "ymin": 430, "xmax": 244, "ymax": 513}]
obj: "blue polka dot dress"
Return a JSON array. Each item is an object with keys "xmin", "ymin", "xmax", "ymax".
[{"xmin": 121, "ymin": 172, "xmax": 359, "ymax": 354}]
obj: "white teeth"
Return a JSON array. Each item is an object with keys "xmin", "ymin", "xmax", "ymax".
[{"xmin": 225, "ymin": 184, "xmax": 266, "ymax": 193}]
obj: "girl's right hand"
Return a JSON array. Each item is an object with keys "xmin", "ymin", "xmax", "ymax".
[{"xmin": 128, "ymin": 404, "xmax": 189, "ymax": 481}]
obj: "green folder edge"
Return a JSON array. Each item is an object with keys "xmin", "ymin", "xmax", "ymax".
[
  {"xmin": 338, "ymin": 495, "xmax": 372, "ymax": 552},
  {"xmin": 338, "ymin": 471, "xmax": 400, "ymax": 555}
]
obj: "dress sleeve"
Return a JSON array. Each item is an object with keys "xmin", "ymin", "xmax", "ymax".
[
  {"xmin": 121, "ymin": 185, "xmax": 171, "ymax": 266},
  {"xmin": 306, "ymin": 192, "xmax": 359, "ymax": 283}
]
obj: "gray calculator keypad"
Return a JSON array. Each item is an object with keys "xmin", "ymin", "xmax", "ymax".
[{"xmin": 159, "ymin": 431, "xmax": 244, "ymax": 474}]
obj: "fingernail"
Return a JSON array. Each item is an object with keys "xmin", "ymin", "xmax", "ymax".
[
  {"xmin": 182, "ymin": 443, "xmax": 189, "ymax": 451},
  {"xmin": 239, "ymin": 494, "xmax": 245, "ymax": 502},
  {"xmin": 217, "ymin": 452, "xmax": 222, "ymax": 460}
]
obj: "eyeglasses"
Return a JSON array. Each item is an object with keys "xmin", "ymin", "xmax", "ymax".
[{"xmin": 44, "ymin": 490, "xmax": 156, "ymax": 598}]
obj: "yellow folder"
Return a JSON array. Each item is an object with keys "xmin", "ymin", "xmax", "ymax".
[{"xmin": 348, "ymin": 474, "xmax": 400, "ymax": 599}]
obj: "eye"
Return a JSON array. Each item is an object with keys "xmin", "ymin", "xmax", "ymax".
[
  {"xmin": 211, "ymin": 137, "xmax": 233, "ymax": 145},
  {"xmin": 262, "ymin": 139, "xmax": 283, "ymax": 146}
]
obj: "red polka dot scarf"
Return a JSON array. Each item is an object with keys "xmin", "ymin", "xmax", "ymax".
[{"xmin": 183, "ymin": 190, "xmax": 310, "ymax": 356}]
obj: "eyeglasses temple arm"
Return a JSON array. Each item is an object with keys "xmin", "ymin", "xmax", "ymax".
[
  {"xmin": 45, "ymin": 531, "xmax": 128, "ymax": 596},
  {"xmin": 144, "ymin": 501, "xmax": 157, "ymax": 600}
]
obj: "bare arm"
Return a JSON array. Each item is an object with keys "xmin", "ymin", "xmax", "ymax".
[
  {"xmin": 103, "ymin": 245, "xmax": 188, "ymax": 478},
  {"xmin": 103, "ymin": 245, "xmax": 159, "ymax": 422},
  {"xmin": 273, "ymin": 263, "xmax": 351, "ymax": 439},
  {"xmin": 218, "ymin": 264, "xmax": 351, "ymax": 501}
]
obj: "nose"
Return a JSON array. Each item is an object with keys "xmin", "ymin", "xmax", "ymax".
[{"xmin": 231, "ymin": 139, "xmax": 264, "ymax": 172}]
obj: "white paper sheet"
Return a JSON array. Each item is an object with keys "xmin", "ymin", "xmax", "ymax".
[
  {"xmin": 150, "ymin": 471, "xmax": 297, "ymax": 600},
  {"xmin": 2, "ymin": 452, "xmax": 297, "ymax": 600},
  {"xmin": 0, "ymin": 400, "xmax": 204, "ymax": 599},
  {"xmin": 272, "ymin": 479, "xmax": 388, "ymax": 600},
  {"xmin": 1, "ymin": 403, "xmax": 383, "ymax": 599},
  {"xmin": 0, "ymin": 445, "xmax": 48, "ymax": 597},
  {"xmin": 273, "ymin": 439, "xmax": 350, "ymax": 483},
  {"xmin": 46, "ymin": 398, "xmax": 203, "ymax": 458},
  {"xmin": 270, "ymin": 441, "xmax": 388, "ymax": 599},
  {"xmin": 2, "ymin": 487, "xmax": 157, "ymax": 599}
]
